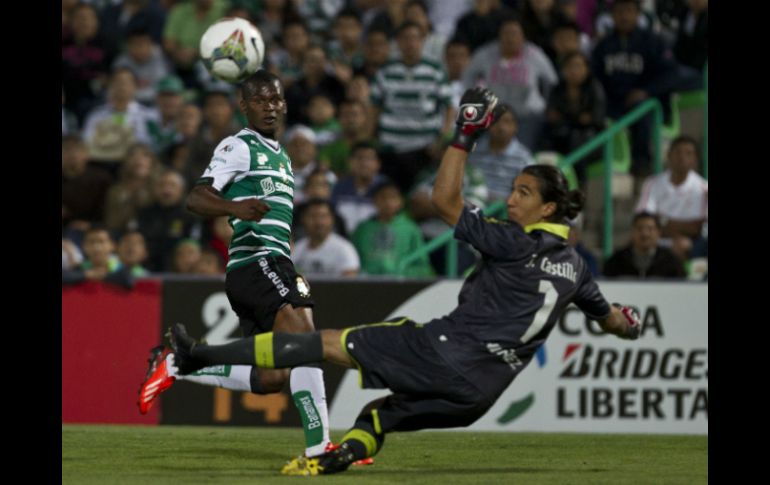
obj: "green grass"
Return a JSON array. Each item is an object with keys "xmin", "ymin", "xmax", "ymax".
[{"xmin": 62, "ymin": 425, "xmax": 707, "ymax": 484}]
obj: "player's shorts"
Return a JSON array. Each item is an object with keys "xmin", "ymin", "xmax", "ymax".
[
  {"xmin": 341, "ymin": 317, "xmax": 484, "ymax": 404},
  {"xmin": 225, "ymin": 255, "xmax": 314, "ymax": 336}
]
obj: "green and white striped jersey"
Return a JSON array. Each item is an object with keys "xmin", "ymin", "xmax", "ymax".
[
  {"xmin": 370, "ymin": 58, "xmax": 453, "ymax": 153},
  {"xmin": 198, "ymin": 128, "xmax": 295, "ymax": 272}
]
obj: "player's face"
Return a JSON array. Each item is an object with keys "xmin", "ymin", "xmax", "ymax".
[
  {"xmin": 507, "ymin": 174, "xmax": 556, "ymax": 226},
  {"xmin": 240, "ymin": 80, "xmax": 286, "ymax": 136}
]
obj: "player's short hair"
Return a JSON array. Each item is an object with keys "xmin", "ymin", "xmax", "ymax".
[{"xmin": 240, "ymin": 70, "xmax": 283, "ymax": 100}]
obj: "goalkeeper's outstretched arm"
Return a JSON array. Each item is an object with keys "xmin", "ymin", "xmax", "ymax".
[{"xmin": 432, "ymin": 87, "xmax": 502, "ymax": 226}]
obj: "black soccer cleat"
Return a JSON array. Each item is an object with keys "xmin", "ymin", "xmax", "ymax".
[{"xmin": 166, "ymin": 323, "xmax": 204, "ymax": 375}]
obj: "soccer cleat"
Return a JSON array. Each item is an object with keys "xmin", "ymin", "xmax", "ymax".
[
  {"xmin": 280, "ymin": 456, "xmax": 323, "ymax": 476},
  {"xmin": 137, "ymin": 345, "xmax": 175, "ymax": 415},
  {"xmin": 325, "ymin": 442, "xmax": 374, "ymax": 466},
  {"xmin": 167, "ymin": 323, "xmax": 204, "ymax": 375},
  {"xmin": 282, "ymin": 442, "xmax": 359, "ymax": 476}
]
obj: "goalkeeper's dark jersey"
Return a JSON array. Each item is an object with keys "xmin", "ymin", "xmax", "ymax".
[{"xmin": 424, "ymin": 205, "xmax": 610, "ymax": 401}]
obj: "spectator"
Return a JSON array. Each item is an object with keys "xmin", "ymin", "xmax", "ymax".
[
  {"xmin": 117, "ymin": 230, "xmax": 150, "ymax": 277},
  {"xmin": 267, "ymin": 18, "xmax": 311, "ymax": 88},
  {"xmin": 62, "ymin": 3, "xmax": 113, "ymax": 122},
  {"xmin": 100, "ymin": 0, "xmax": 167, "ymax": 46},
  {"xmin": 674, "ymin": 0, "xmax": 708, "ymax": 71},
  {"xmin": 468, "ymin": 106, "xmax": 535, "ymax": 200},
  {"xmin": 293, "ymin": 170, "xmax": 347, "ymax": 240},
  {"xmin": 112, "ymin": 27, "xmax": 171, "ymax": 105},
  {"xmin": 520, "ymin": 0, "xmax": 568, "ymax": 62},
  {"xmin": 372, "ymin": 21, "xmax": 455, "ymax": 192},
  {"xmin": 353, "ymin": 28, "xmax": 392, "ymax": 81},
  {"xmin": 352, "ymin": 180, "xmax": 434, "ymax": 277},
  {"xmin": 591, "ymin": 0, "xmax": 701, "ymax": 177},
  {"xmin": 293, "ymin": 199, "xmax": 360, "ymax": 278},
  {"xmin": 549, "ymin": 19, "xmax": 591, "ymax": 68},
  {"xmin": 367, "ymin": 0, "xmax": 408, "ymax": 38},
  {"xmin": 166, "ymin": 102, "xmax": 203, "ymax": 171},
  {"xmin": 444, "ymin": 37, "xmax": 473, "ymax": 108},
  {"xmin": 462, "ymin": 15, "xmax": 559, "ymax": 149},
  {"xmin": 62, "ymin": 88, "xmax": 79, "ymax": 136},
  {"xmin": 82, "ymin": 67, "xmax": 155, "ymax": 169},
  {"xmin": 62, "ymin": 135, "xmax": 113, "ymax": 232},
  {"xmin": 319, "ymin": 99, "xmax": 373, "ymax": 175},
  {"xmin": 135, "ymin": 170, "xmax": 201, "ymax": 272},
  {"xmin": 603, "ymin": 212, "xmax": 686, "ymax": 278},
  {"xmin": 146, "ymin": 76, "xmax": 186, "ymax": 154},
  {"xmin": 307, "ymin": 94, "xmax": 341, "ymax": 148},
  {"xmin": 540, "ymin": 51, "xmax": 606, "ymax": 184},
  {"xmin": 285, "ymin": 125, "xmax": 337, "ymax": 203},
  {"xmin": 284, "ymin": 44, "xmax": 347, "ymax": 126},
  {"xmin": 453, "ymin": 0, "xmax": 514, "ymax": 53},
  {"xmin": 327, "ymin": 7, "xmax": 365, "ymax": 83},
  {"xmin": 208, "ymin": 215, "xmax": 233, "ymax": 266},
  {"xmin": 635, "ymin": 135, "xmax": 707, "ymax": 261},
  {"xmin": 173, "ymin": 239, "xmax": 203, "ymax": 274},
  {"xmin": 403, "ymin": 0, "xmax": 447, "ymax": 62},
  {"xmin": 194, "ymin": 248, "xmax": 225, "ymax": 275},
  {"xmin": 331, "ymin": 142, "xmax": 387, "ymax": 235},
  {"xmin": 62, "ymin": 225, "xmax": 133, "ymax": 288},
  {"xmin": 104, "ymin": 144, "xmax": 160, "ymax": 233}
]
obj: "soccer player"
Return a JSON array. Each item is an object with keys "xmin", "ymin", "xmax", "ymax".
[
  {"xmin": 166, "ymin": 88, "xmax": 643, "ymax": 475},
  {"xmin": 137, "ymin": 70, "xmax": 335, "ymax": 460}
]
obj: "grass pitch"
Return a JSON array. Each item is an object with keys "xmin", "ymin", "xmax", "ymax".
[{"xmin": 62, "ymin": 425, "xmax": 706, "ymax": 484}]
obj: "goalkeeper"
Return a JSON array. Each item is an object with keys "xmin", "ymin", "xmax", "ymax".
[{"xmin": 168, "ymin": 87, "xmax": 644, "ymax": 476}]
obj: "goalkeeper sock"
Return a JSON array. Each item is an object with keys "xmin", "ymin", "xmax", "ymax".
[{"xmin": 190, "ymin": 332, "xmax": 323, "ymax": 369}]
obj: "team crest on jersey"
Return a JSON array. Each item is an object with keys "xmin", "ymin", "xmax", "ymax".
[
  {"xmin": 257, "ymin": 153, "xmax": 268, "ymax": 165},
  {"xmin": 261, "ymin": 178, "xmax": 276, "ymax": 195},
  {"xmin": 296, "ymin": 276, "xmax": 311, "ymax": 298},
  {"xmin": 279, "ymin": 165, "xmax": 289, "ymax": 182}
]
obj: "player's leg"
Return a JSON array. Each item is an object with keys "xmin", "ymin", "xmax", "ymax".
[
  {"xmin": 273, "ymin": 304, "xmax": 331, "ymax": 458},
  {"xmin": 282, "ymin": 392, "xmax": 492, "ymax": 476}
]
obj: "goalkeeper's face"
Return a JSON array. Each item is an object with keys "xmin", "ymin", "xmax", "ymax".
[{"xmin": 507, "ymin": 174, "xmax": 556, "ymax": 227}]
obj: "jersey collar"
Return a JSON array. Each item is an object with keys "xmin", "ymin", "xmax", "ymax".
[
  {"xmin": 244, "ymin": 127, "xmax": 281, "ymax": 153},
  {"xmin": 523, "ymin": 222, "xmax": 570, "ymax": 239}
]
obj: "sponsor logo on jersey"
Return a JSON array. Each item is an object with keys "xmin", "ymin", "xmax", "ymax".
[
  {"xmin": 257, "ymin": 153, "xmax": 268, "ymax": 165},
  {"xmin": 221, "ymin": 144, "xmax": 233, "ymax": 153},
  {"xmin": 261, "ymin": 178, "xmax": 276, "ymax": 195},
  {"xmin": 275, "ymin": 181, "xmax": 294, "ymax": 196}
]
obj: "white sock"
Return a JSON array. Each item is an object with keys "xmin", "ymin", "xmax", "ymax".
[
  {"xmin": 168, "ymin": 354, "xmax": 252, "ymax": 392},
  {"xmin": 290, "ymin": 366, "xmax": 330, "ymax": 457}
]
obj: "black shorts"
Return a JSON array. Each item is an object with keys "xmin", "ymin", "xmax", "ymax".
[
  {"xmin": 225, "ymin": 255, "xmax": 315, "ymax": 336},
  {"xmin": 341, "ymin": 318, "xmax": 482, "ymax": 403}
]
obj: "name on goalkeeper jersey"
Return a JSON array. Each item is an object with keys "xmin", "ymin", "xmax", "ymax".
[{"xmin": 540, "ymin": 257, "xmax": 577, "ymax": 282}]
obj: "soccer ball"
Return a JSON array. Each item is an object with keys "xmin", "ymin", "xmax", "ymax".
[{"xmin": 200, "ymin": 18, "xmax": 265, "ymax": 83}]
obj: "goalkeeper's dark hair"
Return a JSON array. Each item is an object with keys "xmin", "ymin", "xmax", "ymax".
[
  {"xmin": 522, "ymin": 165, "xmax": 585, "ymax": 222},
  {"xmin": 240, "ymin": 70, "xmax": 283, "ymax": 99}
]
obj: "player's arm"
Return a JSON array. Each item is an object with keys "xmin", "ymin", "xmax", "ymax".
[
  {"xmin": 185, "ymin": 138, "xmax": 271, "ymax": 222},
  {"xmin": 596, "ymin": 304, "xmax": 643, "ymax": 340},
  {"xmin": 187, "ymin": 185, "xmax": 270, "ymax": 221},
  {"xmin": 432, "ymin": 88, "xmax": 502, "ymax": 226}
]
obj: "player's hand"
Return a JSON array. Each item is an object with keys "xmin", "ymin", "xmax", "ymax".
[
  {"xmin": 613, "ymin": 303, "xmax": 642, "ymax": 340},
  {"xmin": 451, "ymin": 87, "xmax": 504, "ymax": 152},
  {"xmin": 231, "ymin": 198, "xmax": 271, "ymax": 222}
]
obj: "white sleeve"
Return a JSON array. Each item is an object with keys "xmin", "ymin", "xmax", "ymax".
[
  {"xmin": 337, "ymin": 238, "xmax": 361, "ymax": 272},
  {"xmin": 635, "ymin": 177, "xmax": 657, "ymax": 214},
  {"xmin": 198, "ymin": 137, "xmax": 252, "ymax": 191}
]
